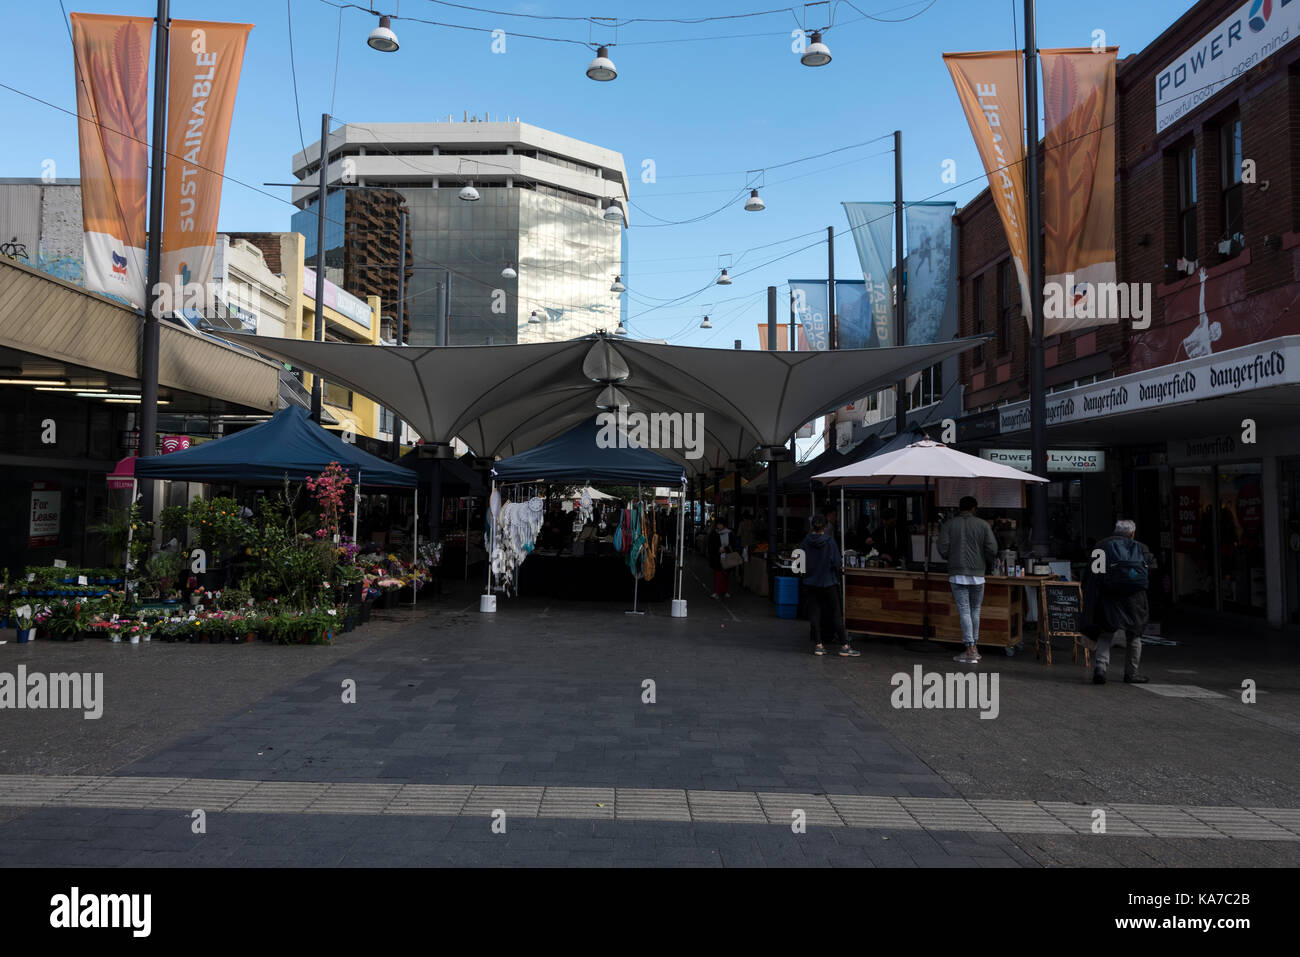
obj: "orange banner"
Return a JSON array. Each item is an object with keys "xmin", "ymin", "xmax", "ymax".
[
  {"xmin": 70, "ymin": 13, "xmax": 152, "ymax": 306},
  {"xmin": 943, "ymin": 51, "xmax": 1032, "ymax": 325},
  {"xmin": 1042, "ymin": 48, "xmax": 1118, "ymax": 335},
  {"xmin": 161, "ymin": 20, "xmax": 252, "ymax": 314}
]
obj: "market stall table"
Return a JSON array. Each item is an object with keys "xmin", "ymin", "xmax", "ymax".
[{"xmin": 843, "ymin": 567, "xmax": 1050, "ymax": 648}]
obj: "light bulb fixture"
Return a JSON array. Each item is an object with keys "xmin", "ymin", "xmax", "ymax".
[
  {"xmin": 0, "ymin": 377, "xmax": 69, "ymax": 386},
  {"xmin": 528, "ymin": 311, "xmax": 542, "ymax": 324},
  {"xmin": 801, "ymin": 31, "xmax": 831, "ymax": 67},
  {"xmin": 603, "ymin": 200, "xmax": 625, "ymax": 224},
  {"xmin": 586, "ymin": 45, "xmax": 617, "ymax": 82},
  {"xmin": 744, "ymin": 189, "xmax": 765, "ymax": 212},
  {"xmin": 367, "ymin": 15, "xmax": 399, "ymax": 53},
  {"xmin": 615, "ymin": 320, "xmax": 628, "ymax": 336},
  {"xmin": 699, "ymin": 315, "xmax": 712, "ymax": 329},
  {"xmin": 36, "ymin": 386, "xmax": 107, "ymax": 393},
  {"xmin": 716, "ymin": 268, "xmax": 732, "ymax": 285},
  {"xmin": 458, "ymin": 182, "xmax": 480, "ymax": 202},
  {"xmin": 610, "ymin": 275, "xmax": 626, "ymax": 293},
  {"xmin": 501, "ymin": 264, "xmax": 517, "ymax": 280}
]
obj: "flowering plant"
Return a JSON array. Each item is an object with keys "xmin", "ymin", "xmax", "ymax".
[{"xmin": 307, "ymin": 462, "xmax": 352, "ymax": 541}]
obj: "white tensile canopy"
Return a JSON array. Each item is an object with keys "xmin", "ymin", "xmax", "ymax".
[{"xmin": 235, "ymin": 333, "xmax": 987, "ymax": 469}]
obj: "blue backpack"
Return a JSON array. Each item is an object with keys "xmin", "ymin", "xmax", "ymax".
[{"xmin": 1103, "ymin": 537, "xmax": 1148, "ymax": 595}]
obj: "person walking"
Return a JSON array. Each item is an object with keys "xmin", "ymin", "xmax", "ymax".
[
  {"xmin": 1086, "ymin": 519, "xmax": 1155, "ymax": 685},
  {"xmin": 707, "ymin": 518, "xmax": 733, "ymax": 599},
  {"xmin": 800, "ymin": 515, "xmax": 860, "ymax": 657},
  {"xmin": 937, "ymin": 495, "xmax": 998, "ymax": 664}
]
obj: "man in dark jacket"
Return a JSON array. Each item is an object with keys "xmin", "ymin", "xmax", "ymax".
[
  {"xmin": 800, "ymin": 515, "xmax": 860, "ymax": 657},
  {"xmin": 937, "ymin": 496, "xmax": 998, "ymax": 663},
  {"xmin": 1084, "ymin": 519, "xmax": 1155, "ymax": 685}
]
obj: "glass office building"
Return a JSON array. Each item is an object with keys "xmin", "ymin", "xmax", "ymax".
[{"xmin": 289, "ymin": 120, "xmax": 630, "ymax": 347}]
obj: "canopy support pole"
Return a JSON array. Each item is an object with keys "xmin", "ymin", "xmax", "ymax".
[
  {"xmin": 676, "ymin": 479, "xmax": 686, "ymax": 604},
  {"xmin": 840, "ymin": 487, "xmax": 846, "ymax": 634},
  {"xmin": 412, "ymin": 486, "xmax": 418, "ymax": 607},
  {"xmin": 352, "ymin": 471, "xmax": 360, "ymax": 549},
  {"xmin": 465, "ymin": 499, "xmax": 471, "ymax": 581},
  {"xmin": 124, "ymin": 478, "xmax": 138, "ymax": 589},
  {"xmin": 485, "ymin": 479, "xmax": 497, "ymax": 596}
]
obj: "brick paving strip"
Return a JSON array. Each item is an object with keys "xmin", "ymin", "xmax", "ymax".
[{"xmin": 0, "ymin": 775, "xmax": 1297, "ymax": 841}]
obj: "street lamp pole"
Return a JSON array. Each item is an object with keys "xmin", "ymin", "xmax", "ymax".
[
  {"xmin": 894, "ymin": 129, "xmax": 907, "ymax": 436},
  {"xmin": 139, "ymin": 0, "xmax": 169, "ymax": 507},
  {"xmin": 1025, "ymin": 0, "xmax": 1049, "ymax": 554},
  {"xmin": 310, "ymin": 112, "xmax": 330, "ymax": 423}
]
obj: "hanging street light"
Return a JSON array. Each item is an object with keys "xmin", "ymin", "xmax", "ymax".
[
  {"xmin": 744, "ymin": 188, "xmax": 765, "ymax": 212},
  {"xmin": 367, "ymin": 15, "xmax": 399, "ymax": 52},
  {"xmin": 603, "ymin": 199, "xmax": 625, "ymax": 223},
  {"xmin": 501, "ymin": 264, "xmax": 517, "ymax": 280},
  {"xmin": 458, "ymin": 182, "xmax": 480, "ymax": 202},
  {"xmin": 528, "ymin": 310, "xmax": 542, "ymax": 324},
  {"xmin": 699, "ymin": 315, "xmax": 712, "ymax": 329},
  {"xmin": 615, "ymin": 320, "xmax": 628, "ymax": 336},
  {"xmin": 586, "ymin": 45, "xmax": 617, "ymax": 81},
  {"xmin": 716, "ymin": 268, "xmax": 732, "ymax": 285},
  {"xmin": 610, "ymin": 275, "xmax": 626, "ymax": 293},
  {"xmin": 801, "ymin": 31, "xmax": 831, "ymax": 67}
]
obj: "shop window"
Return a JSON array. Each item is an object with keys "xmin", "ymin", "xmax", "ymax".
[
  {"xmin": 1177, "ymin": 142, "xmax": 1198, "ymax": 262},
  {"xmin": 972, "ymin": 274, "xmax": 985, "ymax": 366},
  {"xmin": 995, "ymin": 261, "xmax": 1012, "ymax": 356},
  {"xmin": 325, "ymin": 383, "xmax": 353, "ymax": 410},
  {"xmin": 906, "ymin": 363, "xmax": 943, "ymax": 411},
  {"xmin": 1219, "ymin": 117, "xmax": 1244, "ymax": 250},
  {"xmin": 379, "ymin": 406, "xmax": 394, "ymax": 435}
]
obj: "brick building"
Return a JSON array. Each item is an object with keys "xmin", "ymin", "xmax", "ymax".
[{"xmin": 953, "ymin": 0, "xmax": 1300, "ymax": 627}]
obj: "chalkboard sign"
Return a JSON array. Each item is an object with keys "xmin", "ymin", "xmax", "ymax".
[{"xmin": 1040, "ymin": 581, "xmax": 1084, "ymax": 637}]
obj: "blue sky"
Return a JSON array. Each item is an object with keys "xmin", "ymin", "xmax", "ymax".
[{"xmin": 3, "ymin": 1, "xmax": 1183, "ymax": 348}]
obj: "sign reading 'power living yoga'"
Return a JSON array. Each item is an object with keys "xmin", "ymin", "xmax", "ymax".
[
  {"xmin": 998, "ymin": 337, "xmax": 1300, "ymax": 435},
  {"xmin": 1156, "ymin": 0, "xmax": 1300, "ymax": 134}
]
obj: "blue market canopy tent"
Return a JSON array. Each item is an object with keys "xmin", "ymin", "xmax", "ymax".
[
  {"xmin": 134, "ymin": 407, "xmax": 417, "ymax": 487},
  {"xmin": 492, "ymin": 417, "xmax": 686, "ymax": 485}
]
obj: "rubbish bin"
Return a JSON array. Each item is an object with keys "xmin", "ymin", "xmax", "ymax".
[{"xmin": 774, "ymin": 575, "xmax": 799, "ymax": 619}]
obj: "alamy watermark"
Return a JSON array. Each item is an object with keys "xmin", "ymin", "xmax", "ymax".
[
  {"xmin": 890, "ymin": 665, "xmax": 999, "ymax": 719},
  {"xmin": 0, "ymin": 667, "xmax": 103, "ymax": 719},
  {"xmin": 1044, "ymin": 276, "xmax": 1152, "ymax": 329},
  {"xmin": 596, "ymin": 409, "xmax": 704, "ymax": 460}
]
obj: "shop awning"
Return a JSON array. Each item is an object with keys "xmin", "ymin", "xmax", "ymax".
[
  {"xmin": 234, "ymin": 332, "xmax": 987, "ymax": 468},
  {"xmin": 492, "ymin": 417, "xmax": 686, "ymax": 485},
  {"xmin": 134, "ymin": 407, "xmax": 417, "ymax": 486}
]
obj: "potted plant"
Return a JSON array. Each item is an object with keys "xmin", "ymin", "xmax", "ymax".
[{"xmin": 13, "ymin": 603, "xmax": 35, "ymax": 643}]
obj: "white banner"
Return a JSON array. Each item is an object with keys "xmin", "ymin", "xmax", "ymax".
[{"xmin": 1156, "ymin": 0, "xmax": 1300, "ymax": 133}]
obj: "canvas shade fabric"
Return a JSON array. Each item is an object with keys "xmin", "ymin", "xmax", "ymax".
[
  {"xmin": 133, "ymin": 406, "xmax": 417, "ymax": 486},
  {"xmin": 812, "ymin": 439, "xmax": 1048, "ymax": 488},
  {"xmin": 492, "ymin": 418, "xmax": 686, "ymax": 484},
  {"xmin": 234, "ymin": 333, "xmax": 986, "ymax": 469}
]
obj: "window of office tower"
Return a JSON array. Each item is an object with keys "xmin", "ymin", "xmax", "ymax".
[{"xmin": 516, "ymin": 190, "xmax": 622, "ymax": 343}]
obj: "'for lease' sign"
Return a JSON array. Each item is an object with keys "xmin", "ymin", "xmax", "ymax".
[{"xmin": 29, "ymin": 482, "xmax": 61, "ymax": 548}]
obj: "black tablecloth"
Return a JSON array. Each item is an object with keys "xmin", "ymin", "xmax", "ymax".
[{"xmin": 517, "ymin": 551, "xmax": 675, "ymax": 601}]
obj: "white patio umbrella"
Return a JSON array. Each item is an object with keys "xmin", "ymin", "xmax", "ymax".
[{"xmin": 813, "ymin": 439, "xmax": 1047, "ymax": 644}]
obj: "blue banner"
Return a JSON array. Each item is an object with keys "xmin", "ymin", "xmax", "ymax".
[
  {"xmin": 789, "ymin": 280, "xmax": 830, "ymax": 351},
  {"xmin": 904, "ymin": 202, "xmax": 955, "ymax": 346},
  {"xmin": 834, "ymin": 280, "xmax": 873, "ymax": 349},
  {"xmin": 843, "ymin": 202, "xmax": 895, "ymax": 348}
]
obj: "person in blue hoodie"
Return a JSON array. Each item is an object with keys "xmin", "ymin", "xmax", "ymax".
[{"xmin": 800, "ymin": 514, "xmax": 861, "ymax": 657}]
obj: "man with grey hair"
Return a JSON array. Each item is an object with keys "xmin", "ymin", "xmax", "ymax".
[{"xmin": 1087, "ymin": 518, "xmax": 1156, "ymax": 685}]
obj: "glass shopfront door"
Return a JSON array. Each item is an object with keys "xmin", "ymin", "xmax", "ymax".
[{"xmin": 1172, "ymin": 463, "xmax": 1266, "ymax": 617}]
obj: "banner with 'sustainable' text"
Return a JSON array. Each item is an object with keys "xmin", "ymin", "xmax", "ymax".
[
  {"xmin": 1042, "ymin": 47, "xmax": 1118, "ymax": 335},
  {"xmin": 70, "ymin": 13, "xmax": 152, "ymax": 306},
  {"xmin": 943, "ymin": 50, "xmax": 1031, "ymax": 324},
  {"xmin": 161, "ymin": 20, "xmax": 252, "ymax": 313}
]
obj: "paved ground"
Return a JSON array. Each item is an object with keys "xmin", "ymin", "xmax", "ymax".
[{"xmin": 1, "ymin": 557, "xmax": 1298, "ymax": 867}]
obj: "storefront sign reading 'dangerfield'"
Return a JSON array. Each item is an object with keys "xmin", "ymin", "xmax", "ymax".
[
  {"xmin": 998, "ymin": 337, "xmax": 1300, "ymax": 435},
  {"xmin": 979, "ymin": 449, "xmax": 1106, "ymax": 473},
  {"xmin": 1156, "ymin": 0, "xmax": 1300, "ymax": 134}
]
